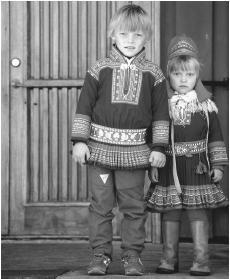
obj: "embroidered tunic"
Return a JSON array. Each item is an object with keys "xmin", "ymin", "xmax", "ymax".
[
  {"xmin": 71, "ymin": 46, "xmax": 170, "ymax": 169},
  {"xmin": 146, "ymin": 90, "xmax": 228, "ymax": 210}
]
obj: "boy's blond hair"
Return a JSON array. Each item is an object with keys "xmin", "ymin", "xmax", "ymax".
[
  {"xmin": 108, "ymin": 4, "xmax": 152, "ymax": 41},
  {"xmin": 167, "ymin": 56, "xmax": 200, "ymax": 77}
]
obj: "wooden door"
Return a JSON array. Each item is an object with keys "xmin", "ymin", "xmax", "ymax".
[
  {"xmin": 160, "ymin": 1, "xmax": 229, "ymax": 241},
  {"xmin": 2, "ymin": 1, "xmax": 161, "ymax": 242}
]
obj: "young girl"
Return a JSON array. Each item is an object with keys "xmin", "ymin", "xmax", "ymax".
[
  {"xmin": 146, "ymin": 35, "xmax": 228, "ymax": 276},
  {"xmin": 72, "ymin": 4, "xmax": 169, "ymax": 276}
]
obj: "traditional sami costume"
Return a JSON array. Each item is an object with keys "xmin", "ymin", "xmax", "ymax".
[
  {"xmin": 146, "ymin": 87, "xmax": 228, "ymax": 211},
  {"xmin": 146, "ymin": 34, "xmax": 228, "ymax": 276},
  {"xmin": 71, "ymin": 45, "xmax": 169, "ymax": 261},
  {"xmin": 71, "ymin": 45, "xmax": 169, "ymax": 169}
]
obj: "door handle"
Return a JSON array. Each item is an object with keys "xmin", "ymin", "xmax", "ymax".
[{"xmin": 11, "ymin": 79, "xmax": 26, "ymax": 88}]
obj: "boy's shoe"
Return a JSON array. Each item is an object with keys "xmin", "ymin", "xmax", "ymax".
[
  {"xmin": 122, "ymin": 254, "xmax": 144, "ymax": 276},
  {"xmin": 87, "ymin": 254, "xmax": 111, "ymax": 275}
]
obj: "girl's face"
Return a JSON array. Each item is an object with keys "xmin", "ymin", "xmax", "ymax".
[
  {"xmin": 112, "ymin": 29, "xmax": 147, "ymax": 57},
  {"xmin": 169, "ymin": 68, "xmax": 197, "ymax": 94}
]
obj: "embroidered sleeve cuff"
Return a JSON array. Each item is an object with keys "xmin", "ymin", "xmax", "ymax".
[
  {"xmin": 71, "ymin": 114, "xmax": 91, "ymax": 142},
  {"xmin": 152, "ymin": 120, "xmax": 169, "ymax": 146},
  {"xmin": 208, "ymin": 141, "xmax": 228, "ymax": 166}
]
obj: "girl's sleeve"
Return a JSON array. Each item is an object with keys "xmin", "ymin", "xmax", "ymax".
[
  {"xmin": 208, "ymin": 110, "xmax": 228, "ymax": 169},
  {"xmin": 71, "ymin": 72, "xmax": 99, "ymax": 143},
  {"xmin": 151, "ymin": 77, "xmax": 170, "ymax": 152}
]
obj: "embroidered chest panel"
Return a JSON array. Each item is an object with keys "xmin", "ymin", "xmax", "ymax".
[
  {"xmin": 111, "ymin": 66, "xmax": 142, "ymax": 105},
  {"xmin": 171, "ymin": 99, "xmax": 193, "ymax": 126}
]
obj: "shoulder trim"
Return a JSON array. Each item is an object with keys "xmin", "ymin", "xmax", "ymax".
[
  {"xmin": 135, "ymin": 60, "xmax": 165, "ymax": 86},
  {"xmin": 88, "ymin": 57, "xmax": 120, "ymax": 81},
  {"xmin": 200, "ymin": 99, "xmax": 218, "ymax": 113}
]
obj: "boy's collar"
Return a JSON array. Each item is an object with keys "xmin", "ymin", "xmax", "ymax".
[
  {"xmin": 110, "ymin": 44, "xmax": 146, "ymax": 64},
  {"xmin": 166, "ymin": 79, "xmax": 212, "ymax": 102}
]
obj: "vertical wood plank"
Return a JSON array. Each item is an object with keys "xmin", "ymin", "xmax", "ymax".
[
  {"xmin": 78, "ymin": 1, "xmax": 87, "ymax": 77},
  {"xmin": 1, "ymin": 1, "xmax": 10, "ymax": 234},
  {"xmin": 69, "ymin": 2, "xmax": 78, "ymax": 78},
  {"xmin": 98, "ymin": 2, "xmax": 107, "ymax": 59},
  {"xmin": 39, "ymin": 1, "xmax": 49, "ymax": 201},
  {"xmin": 30, "ymin": 2, "xmax": 40, "ymax": 202},
  {"xmin": 88, "ymin": 1, "xmax": 97, "ymax": 66},
  {"xmin": 58, "ymin": 2, "xmax": 69, "ymax": 201},
  {"xmin": 49, "ymin": 1, "xmax": 59, "ymax": 200},
  {"xmin": 9, "ymin": 1, "xmax": 28, "ymax": 233},
  {"xmin": 69, "ymin": 88, "xmax": 78, "ymax": 201},
  {"xmin": 68, "ymin": 2, "xmax": 78, "ymax": 201}
]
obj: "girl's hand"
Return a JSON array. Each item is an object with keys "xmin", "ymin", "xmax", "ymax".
[
  {"xmin": 149, "ymin": 151, "xmax": 166, "ymax": 168},
  {"xmin": 210, "ymin": 168, "xmax": 223, "ymax": 183},
  {"xmin": 72, "ymin": 142, "xmax": 90, "ymax": 165},
  {"xmin": 148, "ymin": 167, "xmax": 159, "ymax": 183}
]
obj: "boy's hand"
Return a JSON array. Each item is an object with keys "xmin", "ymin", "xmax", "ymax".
[
  {"xmin": 149, "ymin": 151, "xmax": 166, "ymax": 168},
  {"xmin": 148, "ymin": 167, "xmax": 159, "ymax": 183},
  {"xmin": 210, "ymin": 168, "xmax": 223, "ymax": 183},
  {"xmin": 72, "ymin": 142, "xmax": 90, "ymax": 165}
]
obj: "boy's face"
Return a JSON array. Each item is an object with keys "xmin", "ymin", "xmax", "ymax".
[
  {"xmin": 112, "ymin": 29, "xmax": 147, "ymax": 57},
  {"xmin": 169, "ymin": 68, "xmax": 197, "ymax": 94}
]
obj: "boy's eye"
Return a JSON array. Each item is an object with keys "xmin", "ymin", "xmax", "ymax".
[
  {"xmin": 187, "ymin": 72, "xmax": 195, "ymax": 76},
  {"xmin": 119, "ymin": 32, "xmax": 126, "ymax": 36},
  {"xmin": 136, "ymin": 33, "xmax": 143, "ymax": 37}
]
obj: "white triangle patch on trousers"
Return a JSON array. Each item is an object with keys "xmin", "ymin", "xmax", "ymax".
[{"xmin": 100, "ymin": 174, "xmax": 109, "ymax": 184}]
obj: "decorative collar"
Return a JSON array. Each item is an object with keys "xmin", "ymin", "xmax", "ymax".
[
  {"xmin": 109, "ymin": 44, "xmax": 146, "ymax": 66},
  {"xmin": 166, "ymin": 78, "xmax": 212, "ymax": 102},
  {"xmin": 170, "ymin": 90, "xmax": 197, "ymax": 102}
]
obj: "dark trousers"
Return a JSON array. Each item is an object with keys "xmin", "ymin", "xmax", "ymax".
[{"xmin": 88, "ymin": 165, "xmax": 147, "ymax": 258}]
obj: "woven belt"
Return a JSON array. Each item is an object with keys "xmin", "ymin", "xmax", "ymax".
[
  {"xmin": 90, "ymin": 123, "xmax": 147, "ymax": 145},
  {"xmin": 166, "ymin": 139, "xmax": 206, "ymax": 157}
]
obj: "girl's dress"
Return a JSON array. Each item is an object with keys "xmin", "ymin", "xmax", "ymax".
[{"xmin": 146, "ymin": 90, "xmax": 228, "ymax": 211}]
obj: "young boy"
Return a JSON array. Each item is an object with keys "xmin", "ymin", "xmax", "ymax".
[{"xmin": 72, "ymin": 4, "xmax": 169, "ymax": 276}]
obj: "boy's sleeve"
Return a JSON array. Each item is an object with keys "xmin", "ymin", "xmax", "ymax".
[
  {"xmin": 71, "ymin": 72, "xmax": 99, "ymax": 143},
  {"xmin": 208, "ymin": 110, "xmax": 228, "ymax": 169},
  {"xmin": 151, "ymin": 77, "xmax": 170, "ymax": 153}
]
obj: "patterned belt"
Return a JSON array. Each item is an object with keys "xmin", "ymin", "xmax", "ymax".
[
  {"xmin": 90, "ymin": 123, "xmax": 147, "ymax": 145},
  {"xmin": 166, "ymin": 139, "xmax": 207, "ymax": 157}
]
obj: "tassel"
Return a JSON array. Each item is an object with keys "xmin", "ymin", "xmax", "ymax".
[{"xmin": 195, "ymin": 160, "xmax": 208, "ymax": 174}]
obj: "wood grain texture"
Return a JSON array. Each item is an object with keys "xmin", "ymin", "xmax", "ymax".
[
  {"xmin": 4, "ymin": 2, "xmax": 162, "ymax": 240},
  {"xmin": 9, "ymin": 1, "xmax": 28, "ymax": 233},
  {"xmin": 1, "ymin": 1, "xmax": 10, "ymax": 234}
]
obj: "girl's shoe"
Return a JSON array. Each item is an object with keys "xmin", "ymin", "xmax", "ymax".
[
  {"xmin": 156, "ymin": 259, "xmax": 178, "ymax": 274},
  {"xmin": 190, "ymin": 262, "xmax": 211, "ymax": 276},
  {"xmin": 190, "ymin": 221, "xmax": 210, "ymax": 276},
  {"xmin": 156, "ymin": 221, "xmax": 180, "ymax": 274}
]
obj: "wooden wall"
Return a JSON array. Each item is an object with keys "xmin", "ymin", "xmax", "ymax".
[{"xmin": 2, "ymin": 1, "xmax": 162, "ymax": 242}]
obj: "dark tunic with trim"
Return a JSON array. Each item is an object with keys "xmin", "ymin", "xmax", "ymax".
[
  {"xmin": 71, "ymin": 46, "xmax": 170, "ymax": 169},
  {"xmin": 146, "ymin": 90, "xmax": 228, "ymax": 210}
]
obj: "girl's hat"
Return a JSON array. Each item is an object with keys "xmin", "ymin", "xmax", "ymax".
[
  {"xmin": 167, "ymin": 35, "xmax": 212, "ymax": 101},
  {"xmin": 168, "ymin": 35, "xmax": 198, "ymax": 60}
]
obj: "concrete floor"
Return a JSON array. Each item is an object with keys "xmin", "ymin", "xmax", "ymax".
[{"xmin": 2, "ymin": 241, "xmax": 229, "ymax": 279}]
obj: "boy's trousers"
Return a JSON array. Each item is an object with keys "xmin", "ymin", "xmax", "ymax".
[{"xmin": 88, "ymin": 165, "xmax": 147, "ymax": 258}]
